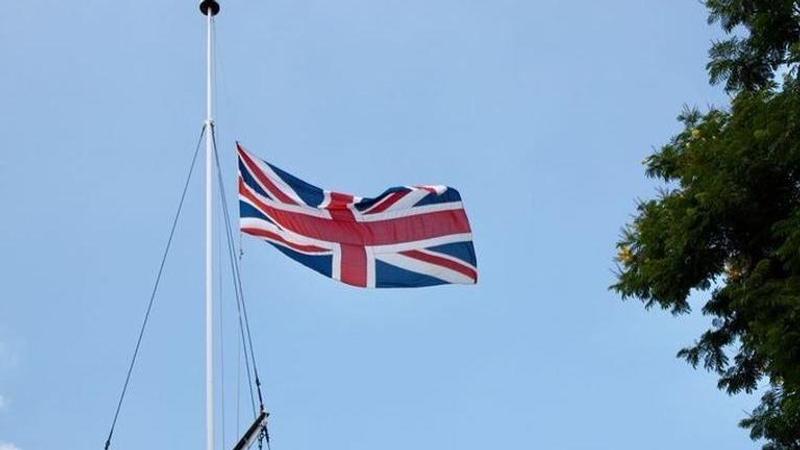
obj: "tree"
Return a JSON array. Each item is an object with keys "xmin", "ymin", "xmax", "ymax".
[
  {"xmin": 706, "ymin": 0, "xmax": 800, "ymax": 91},
  {"xmin": 613, "ymin": 1, "xmax": 800, "ymax": 448}
]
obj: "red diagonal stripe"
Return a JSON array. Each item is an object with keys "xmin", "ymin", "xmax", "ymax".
[
  {"xmin": 400, "ymin": 250, "xmax": 478, "ymax": 282},
  {"xmin": 364, "ymin": 190, "xmax": 408, "ymax": 214},
  {"xmin": 241, "ymin": 227, "xmax": 329, "ymax": 253},
  {"xmin": 238, "ymin": 145, "xmax": 298, "ymax": 205},
  {"xmin": 241, "ymin": 180, "xmax": 471, "ymax": 246}
]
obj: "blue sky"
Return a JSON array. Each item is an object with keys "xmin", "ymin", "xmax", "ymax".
[{"xmin": 0, "ymin": 1, "xmax": 760, "ymax": 449}]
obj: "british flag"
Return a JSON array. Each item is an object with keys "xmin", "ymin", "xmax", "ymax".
[{"xmin": 237, "ymin": 144, "xmax": 478, "ymax": 288}]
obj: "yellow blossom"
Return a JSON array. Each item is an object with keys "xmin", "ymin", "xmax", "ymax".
[
  {"xmin": 618, "ymin": 246, "xmax": 634, "ymax": 264},
  {"xmin": 725, "ymin": 262, "xmax": 744, "ymax": 281}
]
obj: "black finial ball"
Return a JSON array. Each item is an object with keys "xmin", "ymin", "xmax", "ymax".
[{"xmin": 199, "ymin": 0, "xmax": 220, "ymax": 16}]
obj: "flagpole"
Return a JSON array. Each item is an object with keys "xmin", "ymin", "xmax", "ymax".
[{"xmin": 200, "ymin": 2, "xmax": 220, "ymax": 450}]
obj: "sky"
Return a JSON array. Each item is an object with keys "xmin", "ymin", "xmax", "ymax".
[{"xmin": 0, "ymin": 1, "xmax": 762, "ymax": 449}]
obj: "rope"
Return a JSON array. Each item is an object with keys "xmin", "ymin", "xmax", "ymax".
[
  {"xmin": 211, "ymin": 128, "xmax": 258, "ymax": 418},
  {"xmin": 211, "ymin": 127, "xmax": 271, "ymax": 448},
  {"xmin": 103, "ymin": 125, "xmax": 206, "ymax": 450},
  {"xmin": 237, "ymin": 323, "xmax": 242, "ymax": 434},
  {"xmin": 218, "ymin": 215, "xmax": 227, "ymax": 448},
  {"xmin": 211, "ymin": 127, "xmax": 259, "ymax": 407}
]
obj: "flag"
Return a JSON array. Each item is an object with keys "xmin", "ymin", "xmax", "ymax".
[{"xmin": 237, "ymin": 143, "xmax": 478, "ymax": 288}]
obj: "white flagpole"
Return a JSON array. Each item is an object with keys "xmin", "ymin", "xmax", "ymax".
[{"xmin": 199, "ymin": 2, "xmax": 220, "ymax": 450}]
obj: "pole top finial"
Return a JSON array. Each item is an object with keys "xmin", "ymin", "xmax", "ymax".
[{"xmin": 199, "ymin": 0, "xmax": 220, "ymax": 16}]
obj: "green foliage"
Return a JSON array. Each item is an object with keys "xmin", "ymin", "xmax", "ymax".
[
  {"xmin": 613, "ymin": 2, "xmax": 800, "ymax": 447},
  {"xmin": 706, "ymin": 0, "xmax": 800, "ymax": 91}
]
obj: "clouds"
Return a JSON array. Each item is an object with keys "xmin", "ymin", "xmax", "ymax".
[
  {"xmin": 0, "ymin": 334, "xmax": 21, "ymax": 450},
  {"xmin": 0, "ymin": 398, "xmax": 13, "ymax": 450},
  {"xmin": 0, "ymin": 335, "xmax": 19, "ymax": 413},
  {"xmin": 0, "ymin": 381, "xmax": 18, "ymax": 450},
  {"xmin": 0, "ymin": 343, "xmax": 8, "ymax": 414},
  {"xmin": 0, "ymin": 340, "xmax": 11, "ymax": 414},
  {"xmin": 0, "ymin": 340, "xmax": 17, "ymax": 370}
]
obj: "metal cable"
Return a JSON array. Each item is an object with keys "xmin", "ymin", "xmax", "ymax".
[
  {"xmin": 210, "ymin": 124, "xmax": 259, "ymax": 416},
  {"xmin": 103, "ymin": 125, "xmax": 206, "ymax": 450},
  {"xmin": 211, "ymin": 127, "xmax": 271, "ymax": 448},
  {"xmin": 218, "ymin": 218, "xmax": 227, "ymax": 448}
]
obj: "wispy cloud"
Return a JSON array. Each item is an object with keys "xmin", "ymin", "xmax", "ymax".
[
  {"xmin": 0, "ymin": 341, "xmax": 15, "ymax": 370},
  {"xmin": 0, "ymin": 338, "xmax": 12, "ymax": 413},
  {"xmin": 0, "ymin": 442, "xmax": 20, "ymax": 450}
]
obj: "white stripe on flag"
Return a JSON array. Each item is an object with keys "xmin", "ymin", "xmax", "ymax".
[{"xmin": 376, "ymin": 252, "xmax": 474, "ymax": 285}]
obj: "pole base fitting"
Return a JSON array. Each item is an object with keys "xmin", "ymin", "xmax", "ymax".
[{"xmin": 199, "ymin": 0, "xmax": 220, "ymax": 16}]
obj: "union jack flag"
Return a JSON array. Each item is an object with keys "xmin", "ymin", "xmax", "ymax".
[{"xmin": 237, "ymin": 144, "xmax": 478, "ymax": 288}]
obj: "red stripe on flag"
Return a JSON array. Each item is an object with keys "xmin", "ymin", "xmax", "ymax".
[
  {"xmin": 340, "ymin": 244, "xmax": 367, "ymax": 287},
  {"xmin": 238, "ymin": 145, "xmax": 299, "ymax": 205},
  {"xmin": 241, "ymin": 227, "xmax": 329, "ymax": 253},
  {"xmin": 364, "ymin": 190, "xmax": 408, "ymax": 214},
  {"xmin": 326, "ymin": 192, "xmax": 356, "ymax": 222},
  {"xmin": 240, "ymin": 180, "xmax": 471, "ymax": 246},
  {"xmin": 400, "ymin": 250, "xmax": 477, "ymax": 282},
  {"xmin": 415, "ymin": 186, "xmax": 439, "ymax": 194}
]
